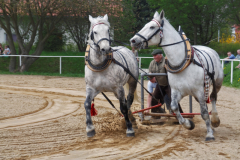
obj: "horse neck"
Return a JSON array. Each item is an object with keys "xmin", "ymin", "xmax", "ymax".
[
  {"xmin": 89, "ymin": 44, "xmax": 107, "ymax": 65},
  {"xmin": 161, "ymin": 20, "xmax": 185, "ymax": 66}
]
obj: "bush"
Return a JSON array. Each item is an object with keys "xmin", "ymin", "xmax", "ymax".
[{"xmin": 208, "ymin": 42, "xmax": 240, "ymax": 57}]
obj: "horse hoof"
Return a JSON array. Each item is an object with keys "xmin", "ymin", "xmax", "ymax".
[
  {"xmin": 211, "ymin": 119, "xmax": 220, "ymax": 128},
  {"xmin": 127, "ymin": 132, "xmax": 135, "ymax": 137},
  {"xmin": 205, "ymin": 137, "xmax": 215, "ymax": 141},
  {"xmin": 188, "ymin": 119, "xmax": 195, "ymax": 130},
  {"xmin": 87, "ymin": 129, "xmax": 96, "ymax": 137}
]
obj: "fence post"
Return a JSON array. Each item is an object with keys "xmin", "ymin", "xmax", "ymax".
[
  {"xmin": 139, "ymin": 57, "xmax": 141, "ymax": 69},
  {"xmin": 222, "ymin": 60, "xmax": 224, "ymax": 69},
  {"xmin": 19, "ymin": 55, "xmax": 21, "ymax": 67},
  {"xmin": 60, "ymin": 57, "xmax": 62, "ymax": 74},
  {"xmin": 231, "ymin": 60, "xmax": 233, "ymax": 84},
  {"xmin": 189, "ymin": 95, "xmax": 192, "ymax": 113}
]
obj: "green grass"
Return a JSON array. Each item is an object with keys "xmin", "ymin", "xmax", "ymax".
[
  {"xmin": 222, "ymin": 61, "xmax": 240, "ymax": 88},
  {"xmin": 1, "ymin": 49, "xmax": 240, "ymax": 89},
  {"xmin": 0, "ymin": 51, "xmax": 85, "ymax": 77}
]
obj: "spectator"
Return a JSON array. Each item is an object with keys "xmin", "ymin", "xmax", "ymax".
[
  {"xmin": 235, "ymin": 49, "xmax": 240, "ymax": 69},
  {"xmin": 3, "ymin": 45, "xmax": 11, "ymax": 55},
  {"xmin": 224, "ymin": 52, "xmax": 235, "ymax": 64}
]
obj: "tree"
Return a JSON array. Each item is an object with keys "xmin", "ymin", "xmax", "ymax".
[
  {"xmin": 229, "ymin": 0, "xmax": 240, "ymax": 25},
  {"xmin": 147, "ymin": 0, "xmax": 231, "ymax": 45},
  {"xmin": 63, "ymin": 0, "xmax": 118, "ymax": 52},
  {"xmin": 0, "ymin": 0, "xmax": 72, "ymax": 72},
  {"xmin": 132, "ymin": 0, "xmax": 154, "ymax": 33}
]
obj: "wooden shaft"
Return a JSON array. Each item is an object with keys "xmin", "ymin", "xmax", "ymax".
[{"xmin": 144, "ymin": 112, "xmax": 194, "ymax": 118}]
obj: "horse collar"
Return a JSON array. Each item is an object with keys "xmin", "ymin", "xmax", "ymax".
[
  {"xmin": 85, "ymin": 45, "xmax": 113, "ymax": 72},
  {"xmin": 165, "ymin": 32, "xmax": 193, "ymax": 73}
]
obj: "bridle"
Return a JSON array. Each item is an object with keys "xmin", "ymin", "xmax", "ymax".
[
  {"xmin": 90, "ymin": 23, "xmax": 111, "ymax": 48},
  {"xmin": 135, "ymin": 19, "xmax": 189, "ymax": 48},
  {"xmin": 135, "ymin": 19, "xmax": 164, "ymax": 48}
]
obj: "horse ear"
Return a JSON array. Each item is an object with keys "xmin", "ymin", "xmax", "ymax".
[
  {"xmin": 153, "ymin": 11, "xmax": 160, "ymax": 22},
  {"xmin": 89, "ymin": 15, "xmax": 93, "ymax": 23},
  {"xmin": 103, "ymin": 14, "xmax": 108, "ymax": 21},
  {"xmin": 159, "ymin": 10, "xmax": 165, "ymax": 20}
]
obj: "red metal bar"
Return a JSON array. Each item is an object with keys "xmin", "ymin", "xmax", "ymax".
[
  {"xmin": 132, "ymin": 104, "xmax": 162, "ymax": 114},
  {"xmin": 172, "ymin": 112, "xmax": 211, "ymax": 116},
  {"xmin": 132, "ymin": 103, "xmax": 211, "ymax": 116}
]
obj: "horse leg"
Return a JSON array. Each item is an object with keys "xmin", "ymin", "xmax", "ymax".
[
  {"xmin": 117, "ymin": 86, "xmax": 135, "ymax": 137},
  {"xmin": 84, "ymin": 87, "xmax": 99, "ymax": 137},
  {"xmin": 171, "ymin": 90, "xmax": 195, "ymax": 130},
  {"xmin": 197, "ymin": 96, "xmax": 215, "ymax": 141},
  {"xmin": 210, "ymin": 76, "xmax": 223, "ymax": 128},
  {"xmin": 127, "ymin": 80, "xmax": 138, "ymax": 129}
]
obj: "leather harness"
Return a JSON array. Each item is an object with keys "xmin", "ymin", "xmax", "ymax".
[
  {"xmin": 85, "ymin": 45, "xmax": 113, "ymax": 72},
  {"xmin": 165, "ymin": 32, "xmax": 194, "ymax": 73}
]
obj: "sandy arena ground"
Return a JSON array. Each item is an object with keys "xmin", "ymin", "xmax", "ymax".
[{"xmin": 0, "ymin": 75, "xmax": 240, "ymax": 160}]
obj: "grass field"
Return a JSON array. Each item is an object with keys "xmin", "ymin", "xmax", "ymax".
[{"xmin": 0, "ymin": 49, "xmax": 240, "ymax": 88}]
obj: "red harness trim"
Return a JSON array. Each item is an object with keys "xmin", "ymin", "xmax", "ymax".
[{"xmin": 92, "ymin": 23, "xmax": 104, "ymax": 29}]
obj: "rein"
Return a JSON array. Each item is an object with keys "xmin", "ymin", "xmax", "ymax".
[{"xmin": 85, "ymin": 45, "xmax": 160, "ymax": 102}]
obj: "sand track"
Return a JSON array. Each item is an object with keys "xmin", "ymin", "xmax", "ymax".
[{"xmin": 0, "ymin": 75, "xmax": 240, "ymax": 160}]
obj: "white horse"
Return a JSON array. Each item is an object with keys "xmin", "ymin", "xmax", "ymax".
[
  {"xmin": 130, "ymin": 10, "xmax": 223, "ymax": 141},
  {"xmin": 84, "ymin": 14, "xmax": 138, "ymax": 137}
]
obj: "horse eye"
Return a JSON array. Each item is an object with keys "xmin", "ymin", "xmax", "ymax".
[
  {"xmin": 150, "ymin": 26, "xmax": 155, "ymax": 29},
  {"xmin": 94, "ymin": 32, "xmax": 97, "ymax": 34}
]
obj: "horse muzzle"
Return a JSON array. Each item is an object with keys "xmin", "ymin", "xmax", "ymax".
[
  {"xmin": 100, "ymin": 46, "xmax": 112, "ymax": 54},
  {"xmin": 130, "ymin": 37, "xmax": 146, "ymax": 49}
]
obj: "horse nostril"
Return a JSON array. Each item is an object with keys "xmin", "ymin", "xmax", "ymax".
[
  {"xmin": 101, "ymin": 48, "xmax": 105, "ymax": 52},
  {"xmin": 131, "ymin": 39, "xmax": 136, "ymax": 43}
]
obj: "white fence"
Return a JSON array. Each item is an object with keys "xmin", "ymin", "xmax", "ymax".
[{"xmin": 0, "ymin": 55, "xmax": 239, "ymax": 84}]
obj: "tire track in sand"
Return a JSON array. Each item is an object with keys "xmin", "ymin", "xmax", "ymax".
[{"xmin": 0, "ymin": 85, "xmax": 82, "ymax": 129}]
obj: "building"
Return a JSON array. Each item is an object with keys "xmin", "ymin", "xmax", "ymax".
[{"xmin": 232, "ymin": 24, "xmax": 240, "ymax": 42}]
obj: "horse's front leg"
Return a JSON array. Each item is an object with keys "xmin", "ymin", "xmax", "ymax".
[
  {"xmin": 127, "ymin": 80, "xmax": 138, "ymax": 129},
  {"xmin": 117, "ymin": 86, "xmax": 135, "ymax": 137},
  {"xmin": 84, "ymin": 87, "xmax": 99, "ymax": 137},
  {"xmin": 171, "ymin": 90, "xmax": 195, "ymax": 130}
]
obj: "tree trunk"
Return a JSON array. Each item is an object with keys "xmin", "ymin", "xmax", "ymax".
[
  {"xmin": 9, "ymin": 57, "xmax": 17, "ymax": 72},
  {"xmin": 19, "ymin": 57, "xmax": 39, "ymax": 72}
]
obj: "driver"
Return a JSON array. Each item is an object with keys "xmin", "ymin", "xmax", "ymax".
[{"xmin": 148, "ymin": 49, "xmax": 183, "ymax": 117}]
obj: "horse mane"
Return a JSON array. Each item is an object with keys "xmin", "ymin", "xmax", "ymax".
[{"xmin": 87, "ymin": 16, "xmax": 110, "ymax": 44}]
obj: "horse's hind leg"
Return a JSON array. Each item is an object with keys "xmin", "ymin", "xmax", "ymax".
[
  {"xmin": 198, "ymin": 96, "xmax": 215, "ymax": 141},
  {"xmin": 84, "ymin": 87, "xmax": 99, "ymax": 137},
  {"xmin": 127, "ymin": 79, "xmax": 138, "ymax": 129},
  {"xmin": 210, "ymin": 76, "xmax": 223, "ymax": 128},
  {"xmin": 117, "ymin": 86, "xmax": 134, "ymax": 137}
]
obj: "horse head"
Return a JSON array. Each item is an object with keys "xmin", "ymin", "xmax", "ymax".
[
  {"xmin": 89, "ymin": 14, "xmax": 111, "ymax": 54},
  {"xmin": 130, "ymin": 10, "xmax": 165, "ymax": 49}
]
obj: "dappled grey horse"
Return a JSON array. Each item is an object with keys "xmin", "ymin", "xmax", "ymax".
[
  {"xmin": 84, "ymin": 14, "xmax": 138, "ymax": 137},
  {"xmin": 130, "ymin": 10, "xmax": 224, "ymax": 141}
]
